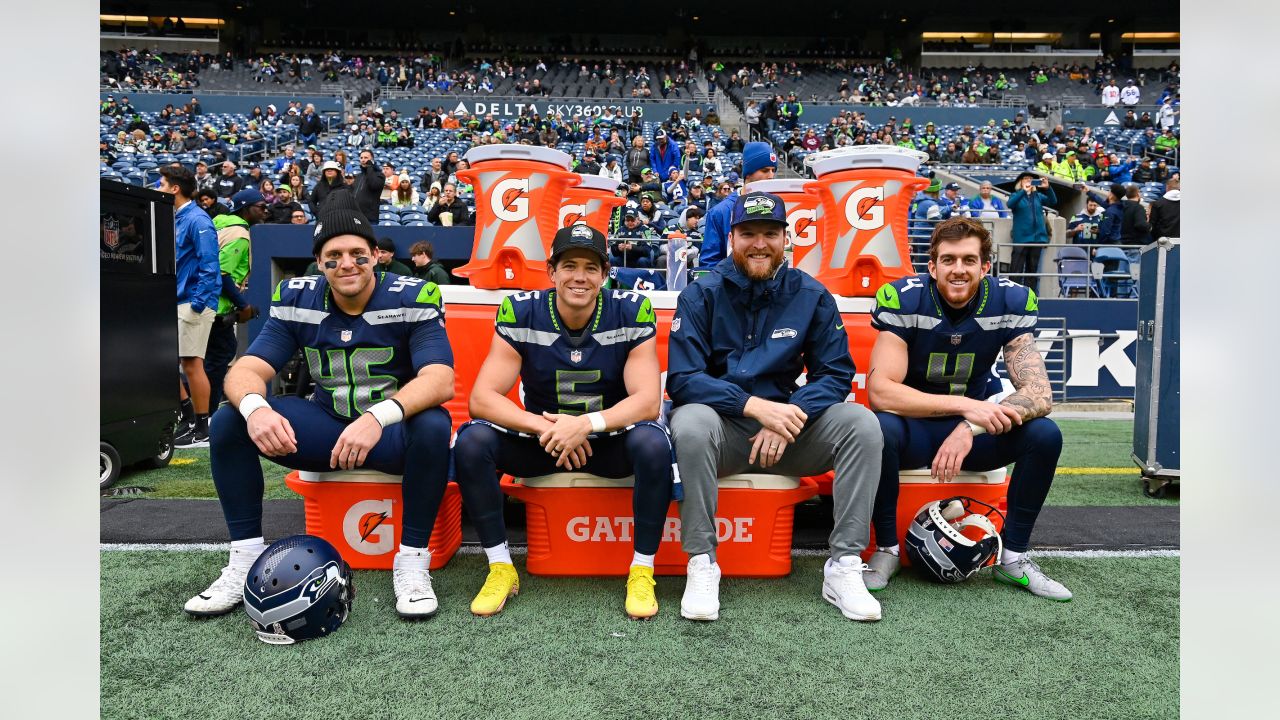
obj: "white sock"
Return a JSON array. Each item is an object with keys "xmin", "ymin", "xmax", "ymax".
[
  {"xmin": 631, "ymin": 552, "xmax": 655, "ymax": 569},
  {"xmin": 229, "ymin": 537, "xmax": 265, "ymax": 566},
  {"xmin": 398, "ymin": 544, "xmax": 430, "ymax": 557},
  {"xmin": 877, "ymin": 544, "xmax": 900, "ymax": 557},
  {"xmin": 485, "ymin": 542, "xmax": 513, "ymax": 566},
  {"xmin": 1001, "ymin": 549, "xmax": 1027, "ymax": 566}
]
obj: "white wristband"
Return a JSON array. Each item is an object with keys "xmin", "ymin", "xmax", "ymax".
[
  {"xmin": 239, "ymin": 393, "xmax": 270, "ymax": 421},
  {"xmin": 366, "ymin": 399, "xmax": 405, "ymax": 428},
  {"xmin": 587, "ymin": 412, "xmax": 607, "ymax": 433},
  {"xmin": 966, "ymin": 420, "xmax": 988, "ymax": 436}
]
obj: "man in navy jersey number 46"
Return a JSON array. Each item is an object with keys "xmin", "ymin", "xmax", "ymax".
[
  {"xmin": 866, "ymin": 216, "xmax": 1071, "ymax": 601},
  {"xmin": 454, "ymin": 224, "xmax": 675, "ymax": 620},
  {"xmin": 184, "ymin": 191, "xmax": 456, "ymax": 621}
]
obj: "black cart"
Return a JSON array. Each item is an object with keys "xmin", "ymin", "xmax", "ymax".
[
  {"xmin": 1132, "ymin": 237, "xmax": 1180, "ymax": 497},
  {"xmin": 100, "ymin": 180, "xmax": 179, "ymax": 488}
]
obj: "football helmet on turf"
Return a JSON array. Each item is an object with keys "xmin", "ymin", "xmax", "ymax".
[
  {"xmin": 904, "ymin": 496, "xmax": 1004, "ymax": 583},
  {"xmin": 243, "ymin": 535, "xmax": 355, "ymax": 644}
]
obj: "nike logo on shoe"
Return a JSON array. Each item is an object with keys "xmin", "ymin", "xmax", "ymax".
[
  {"xmin": 409, "ymin": 597, "xmax": 431, "ymax": 602},
  {"xmin": 998, "ymin": 569, "xmax": 1030, "ymax": 586}
]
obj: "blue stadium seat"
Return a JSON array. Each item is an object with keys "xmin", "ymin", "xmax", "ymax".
[
  {"xmin": 1055, "ymin": 246, "xmax": 1099, "ymax": 298},
  {"xmin": 1094, "ymin": 247, "xmax": 1138, "ymax": 298}
]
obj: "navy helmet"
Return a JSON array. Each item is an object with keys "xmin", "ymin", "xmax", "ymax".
[
  {"xmin": 244, "ymin": 535, "xmax": 355, "ymax": 644},
  {"xmin": 904, "ymin": 497, "xmax": 1004, "ymax": 583}
]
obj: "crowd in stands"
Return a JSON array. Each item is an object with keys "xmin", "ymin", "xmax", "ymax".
[{"xmin": 716, "ymin": 57, "xmax": 1020, "ymax": 105}]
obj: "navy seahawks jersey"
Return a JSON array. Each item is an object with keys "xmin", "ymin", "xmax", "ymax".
[
  {"xmin": 495, "ymin": 288, "xmax": 656, "ymax": 416},
  {"xmin": 871, "ymin": 274, "xmax": 1037, "ymax": 399},
  {"xmin": 247, "ymin": 272, "xmax": 453, "ymax": 420}
]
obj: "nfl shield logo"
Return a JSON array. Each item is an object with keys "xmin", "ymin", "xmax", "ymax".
[
  {"xmin": 103, "ymin": 217, "xmax": 120, "ymax": 249},
  {"xmin": 951, "ymin": 334, "xmax": 963, "ymax": 345},
  {"xmin": 570, "ymin": 350, "xmax": 582, "ymax": 364},
  {"xmin": 340, "ymin": 330, "xmax": 353, "ymax": 343}
]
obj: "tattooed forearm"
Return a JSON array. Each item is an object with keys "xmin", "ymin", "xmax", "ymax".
[{"xmin": 1001, "ymin": 334, "xmax": 1053, "ymax": 420}]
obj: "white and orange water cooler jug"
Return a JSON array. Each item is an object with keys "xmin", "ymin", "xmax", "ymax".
[
  {"xmin": 453, "ymin": 144, "xmax": 582, "ymax": 290},
  {"xmin": 804, "ymin": 146, "xmax": 930, "ymax": 296}
]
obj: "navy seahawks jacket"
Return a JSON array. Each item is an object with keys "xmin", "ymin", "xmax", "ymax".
[{"xmin": 667, "ymin": 257, "xmax": 855, "ymax": 418}]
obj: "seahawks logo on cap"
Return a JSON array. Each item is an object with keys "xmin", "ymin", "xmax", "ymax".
[
  {"xmin": 571, "ymin": 224, "xmax": 593, "ymax": 239},
  {"xmin": 743, "ymin": 195, "xmax": 777, "ymax": 215},
  {"xmin": 313, "ymin": 223, "xmax": 323, "ymax": 237}
]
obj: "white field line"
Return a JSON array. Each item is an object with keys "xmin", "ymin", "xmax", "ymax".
[{"xmin": 101, "ymin": 543, "xmax": 1178, "ymax": 559}]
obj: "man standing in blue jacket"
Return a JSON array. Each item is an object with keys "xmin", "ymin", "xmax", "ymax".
[
  {"xmin": 700, "ymin": 142, "xmax": 778, "ymax": 267},
  {"xmin": 667, "ymin": 191, "xmax": 884, "ymax": 624},
  {"xmin": 161, "ymin": 164, "xmax": 222, "ymax": 446},
  {"xmin": 1007, "ymin": 172, "xmax": 1057, "ymax": 295},
  {"xmin": 648, "ymin": 130, "xmax": 682, "ymax": 182}
]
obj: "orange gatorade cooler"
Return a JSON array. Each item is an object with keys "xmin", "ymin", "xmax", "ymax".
[
  {"xmin": 283, "ymin": 470, "xmax": 463, "ymax": 571},
  {"xmin": 453, "ymin": 145, "xmax": 581, "ymax": 290},
  {"xmin": 750, "ymin": 178, "xmax": 823, "ymax": 276},
  {"xmin": 861, "ymin": 468, "xmax": 1009, "ymax": 566},
  {"xmin": 559, "ymin": 173, "xmax": 626, "ymax": 234},
  {"xmin": 804, "ymin": 146, "xmax": 930, "ymax": 296},
  {"xmin": 500, "ymin": 473, "xmax": 819, "ymax": 577}
]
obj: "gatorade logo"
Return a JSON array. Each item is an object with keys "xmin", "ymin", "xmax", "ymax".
[
  {"xmin": 492, "ymin": 177, "xmax": 530, "ymax": 222},
  {"xmin": 342, "ymin": 499, "xmax": 395, "ymax": 555},
  {"xmin": 559, "ymin": 202, "xmax": 586, "ymax": 228},
  {"xmin": 789, "ymin": 208, "xmax": 818, "ymax": 247},
  {"xmin": 845, "ymin": 186, "xmax": 885, "ymax": 231}
]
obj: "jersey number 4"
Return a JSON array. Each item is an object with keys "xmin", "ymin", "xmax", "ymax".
[{"xmin": 926, "ymin": 352, "xmax": 975, "ymax": 395}]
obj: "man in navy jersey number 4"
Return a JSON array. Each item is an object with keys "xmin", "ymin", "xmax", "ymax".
[
  {"xmin": 184, "ymin": 191, "xmax": 456, "ymax": 621},
  {"xmin": 454, "ymin": 224, "xmax": 675, "ymax": 620},
  {"xmin": 866, "ymin": 216, "xmax": 1070, "ymax": 600}
]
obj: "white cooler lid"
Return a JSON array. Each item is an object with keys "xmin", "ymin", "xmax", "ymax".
[
  {"xmin": 297, "ymin": 469, "xmax": 403, "ymax": 483},
  {"xmin": 517, "ymin": 472, "xmax": 798, "ymax": 489},
  {"xmin": 749, "ymin": 179, "xmax": 809, "ymax": 195},
  {"xmin": 899, "ymin": 468, "xmax": 1006, "ymax": 484},
  {"xmin": 464, "ymin": 143, "xmax": 571, "ymax": 169},
  {"xmin": 807, "ymin": 145, "xmax": 928, "ymax": 177},
  {"xmin": 572, "ymin": 173, "xmax": 625, "ymax": 192}
]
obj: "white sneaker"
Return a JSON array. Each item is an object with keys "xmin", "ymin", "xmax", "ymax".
[
  {"xmin": 863, "ymin": 550, "xmax": 901, "ymax": 592},
  {"xmin": 392, "ymin": 549, "xmax": 438, "ymax": 619},
  {"xmin": 680, "ymin": 554, "xmax": 722, "ymax": 621},
  {"xmin": 822, "ymin": 556, "xmax": 882, "ymax": 622},
  {"xmin": 184, "ymin": 545, "xmax": 262, "ymax": 616}
]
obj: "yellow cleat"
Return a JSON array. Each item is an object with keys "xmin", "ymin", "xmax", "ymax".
[
  {"xmin": 471, "ymin": 562, "xmax": 519, "ymax": 617},
  {"xmin": 625, "ymin": 565, "xmax": 658, "ymax": 620}
]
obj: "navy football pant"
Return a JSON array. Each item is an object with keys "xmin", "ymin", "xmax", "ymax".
[
  {"xmin": 453, "ymin": 422, "xmax": 673, "ymax": 555},
  {"xmin": 209, "ymin": 396, "xmax": 452, "ymax": 547},
  {"xmin": 872, "ymin": 413, "xmax": 1062, "ymax": 553}
]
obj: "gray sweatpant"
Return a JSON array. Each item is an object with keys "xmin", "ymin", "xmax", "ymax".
[{"xmin": 670, "ymin": 402, "xmax": 883, "ymax": 562}]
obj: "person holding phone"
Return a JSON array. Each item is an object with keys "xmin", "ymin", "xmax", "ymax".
[{"xmin": 1007, "ymin": 172, "xmax": 1057, "ymax": 294}]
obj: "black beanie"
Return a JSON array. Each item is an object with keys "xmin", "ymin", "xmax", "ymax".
[{"xmin": 311, "ymin": 189, "xmax": 377, "ymax": 256}]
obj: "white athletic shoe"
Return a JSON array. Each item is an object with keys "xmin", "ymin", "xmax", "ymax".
[
  {"xmin": 863, "ymin": 550, "xmax": 901, "ymax": 592},
  {"xmin": 392, "ymin": 549, "xmax": 438, "ymax": 618},
  {"xmin": 184, "ymin": 546, "xmax": 262, "ymax": 616},
  {"xmin": 680, "ymin": 554, "xmax": 722, "ymax": 621},
  {"xmin": 822, "ymin": 556, "xmax": 882, "ymax": 622}
]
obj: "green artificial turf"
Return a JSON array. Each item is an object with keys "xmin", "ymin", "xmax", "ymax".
[{"xmin": 101, "ymin": 551, "xmax": 1178, "ymax": 720}]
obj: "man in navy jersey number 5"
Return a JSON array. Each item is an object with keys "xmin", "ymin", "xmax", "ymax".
[
  {"xmin": 184, "ymin": 191, "xmax": 456, "ymax": 621},
  {"xmin": 866, "ymin": 216, "xmax": 1070, "ymax": 601},
  {"xmin": 454, "ymin": 224, "xmax": 674, "ymax": 621}
]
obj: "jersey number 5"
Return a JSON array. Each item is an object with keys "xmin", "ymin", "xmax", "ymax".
[{"xmin": 556, "ymin": 369, "xmax": 603, "ymax": 414}]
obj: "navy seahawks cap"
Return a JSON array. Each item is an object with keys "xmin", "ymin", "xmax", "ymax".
[
  {"xmin": 729, "ymin": 191, "xmax": 788, "ymax": 229},
  {"xmin": 550, "ymin": 223, "xmax": 609, "ymax": 265}
]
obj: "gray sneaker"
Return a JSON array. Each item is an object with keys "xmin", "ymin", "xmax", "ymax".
[
  {"xmin": 993, "ymin": 556, "xmax": 1073, "ymax": 602},
  {"xmin": 863, "ymin": 551, "xmax": 901, "ymax": 592}
]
